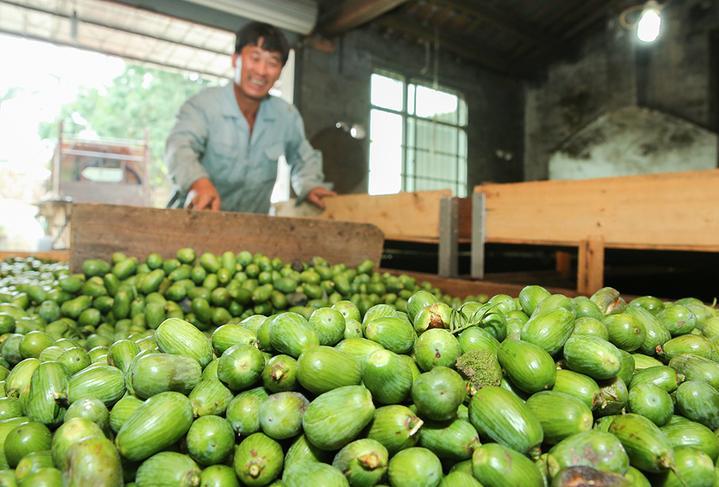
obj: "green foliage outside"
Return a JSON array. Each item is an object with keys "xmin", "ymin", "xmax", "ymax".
[{"xmin": 39, "ymin": 64, "xmax": 217, "ymax": 205}]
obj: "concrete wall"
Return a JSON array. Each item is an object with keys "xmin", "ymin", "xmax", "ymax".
[
  {"xmin": 525, "ymin": 0, "xmax": 719, "ymax": 180},
  {"xmin": 548, "ymin": 106, "xmax": 717, "ymax": 179},
  {"xmin": 295, "ymin": 28, "xmax": 525, "ymax": 194}
]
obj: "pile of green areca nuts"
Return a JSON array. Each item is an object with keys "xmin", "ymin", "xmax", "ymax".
[{"xmin": 0, "ymin": 250, "xmax": 718, "ymax": 487}]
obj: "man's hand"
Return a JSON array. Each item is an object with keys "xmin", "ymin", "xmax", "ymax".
[
  {"xmin": 186, "ymin": 178, "xmax": 221, "ymax": 211},
  {"xmin": 306, "ymin": 186, "xmax": 337, "ymax": 209}
]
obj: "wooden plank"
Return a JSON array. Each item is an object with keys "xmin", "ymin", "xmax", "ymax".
[
  {"xmin": 430, "ymin": 0, "xmax": 551, "ymax": 45},
  {"xmin": 386, "ymin": 269, "xmax": 577, "ymax": 298},
  {"xmin": 318, "ymin": 0, "xmax": 409, "ymax": 35},
  {"xmin": 375, "ymin": 15, "xmax": 532, "ymax": 78},
  {"xmin": 475, "ymin": 169, "xmax": 719, "ymax": 251},
  {"xmin": 577, "ymin": 237, "xmax": 605, "ymax": 296},
  {"xmin": 321, "ymin": 191, "xmax": 450, "ymax": 241},
  {"xmin": 0, "ymin": 250, "xmax": 71, "ymax": 261},
  {"xmin": 555, "ymin": 251, "xmax": 572, "ymax": 278},
  {"xmin": 438, "ymin": 197, "xmax": 459, "ymax": 277},
  {"xmin": 484, "ymin": 270, "xmax": 573, "ymax": 289},
  {"xmin": 69, "ymin": 204, "xmax": 384, "ymax": 272},
  {"xmin": 276, "ymin": 191, "xmax": 451, "ymax": 242},
  {"xmin": 457, "ymin": 197, "xmax": 472, "ymax": 240},
  {"xmin": 464, "ymin": 238, "xmax": 719, "ymax": 252}
]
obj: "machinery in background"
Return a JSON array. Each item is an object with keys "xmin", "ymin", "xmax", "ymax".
[{"xmin": 37, "ymin": 124, "xmax": 151, "ymax": 249}]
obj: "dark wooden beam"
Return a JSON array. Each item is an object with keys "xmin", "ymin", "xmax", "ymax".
[
  {"xmin": 509, "ymin": 0, "xmax": 615, "ymax": 72},
  {"xmin": 318, "ymin": 0, "xmax": 410, "ymax": 36},
  {"xmin": 429, "ymin": 0, "xmax": 551, "ymax": 46},
  {"xmin": 560, "ymin": 0, "xmax": 614, "ymax": 40},
  {"xmin": 375, "ymin": 15, "xmax": 533, "ymax": 78}
]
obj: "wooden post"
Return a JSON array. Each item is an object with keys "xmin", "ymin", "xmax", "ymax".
[
  {"xmin": 577, "ymin": 236, "xmax": 605, "ymax": 296},
  {"xmin": 555, "ymin": 251, "xmax": 572, "ymax": 278},
  {"xmin": 438, "ymin": 197, "xmax": 459, "ymax": 277},
  {"xmin": 470, "ymin": 192, "xmax": 486, "ymax": 279},
  {"xmin": 53, "ymin": 121, "xmax": 63, "ymax": 195}
]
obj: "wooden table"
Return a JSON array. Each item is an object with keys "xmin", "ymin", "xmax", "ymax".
[{"xmin": 471, "ymin": 169, "xmax": 719, "ymax": 295}]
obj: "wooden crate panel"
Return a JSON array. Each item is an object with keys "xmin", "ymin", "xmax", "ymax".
[
  {"xmin": 70, "ymin": 204, "xmax": 384, "ymax": 272},
  {"xmin": 457, "ymin": 197, "xmax": 472, "ymax": 240},
  {"xmin": 475, "ymin": 169, "xmax": 719, "ymax": 250},
  {"xmin": 388, "ymin": 269, "xmax": 577, "ymax": 298},
  {"xmin": 276, "ymin": 191, "xmax": 451, "ymax": 242},
  {"xmin": 0, "ymin": 251, "xmax": 70, "ymax": 261}
]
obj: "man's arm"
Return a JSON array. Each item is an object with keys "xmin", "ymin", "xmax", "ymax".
[
  {"xmin": 165, "ymin": 98, "xmax": 220, "ymax": 210},
  {"xmin": 285, "ymin": 107, "xmax": 336, "ymax": 208}
]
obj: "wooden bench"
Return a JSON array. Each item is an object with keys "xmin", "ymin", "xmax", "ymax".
[
  {"xmin": 273, "ymin": 190, "xmax": 473, "ymax": 277},
  {"xmin": 469, "ymin": 169, "xmax": 719, "ymax": 295}
]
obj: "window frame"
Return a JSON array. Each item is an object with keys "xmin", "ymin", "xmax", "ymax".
[{"xmin": 369, "ymin": 69, "xmax": 468, "ymax": 196}]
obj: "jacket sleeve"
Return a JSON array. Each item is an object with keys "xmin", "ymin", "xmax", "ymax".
[
  {"xmin": 284, "ymin": 106, "xmax": 332, "ymax": 200},
  {"xmin": 164, "ymin": 96, "xmax": 210, "ymax": 193}
]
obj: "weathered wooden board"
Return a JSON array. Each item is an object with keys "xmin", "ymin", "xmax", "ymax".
[
  {"xmin": 475, "ymin": 169, "xmax": 719, "ymax": 251},
  {"xmin": 275, "ymin": 190, "xmax": 453, "ymax": 242},
  {"xmin": 70, "ymin": 204, "xmax": 384, "ymax": 272},
  {"xmin": 0, "ymin": 251, "xmax": 70, "ymax": 261},
  {"xmin": 555, "ymin": 251, "xmax": 572, "ymax": 278},
  {"xmin": 577, "ymin": 237, "xmax": 605, "ymax": 295},
  {"xmin": 386, "ymin": 269, "xmax": 578, "ymax": 298},
  {"xmin": 457, "ymin": 196, "xmax": 472, "ymax": 240}
]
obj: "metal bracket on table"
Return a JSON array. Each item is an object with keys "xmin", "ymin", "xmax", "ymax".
[
  {"xmin": 438, "ymin": 197, "xmax": 459, "ymax": 277},
  {"xmin": 470, "ymin": 192, "xmax": 486, "ymax": 280}
]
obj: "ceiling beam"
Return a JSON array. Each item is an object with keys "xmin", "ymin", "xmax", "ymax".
[
  {"xmin": 511, "ymin": 0, "xmax": 614, "ymax": 71},
  {"xmin": 318, "ymin": 0, "xmax": 409, "ymax": 36},
  {"xmin": 375, "ymin": 15, "xmax": 532, "ymax": 79},
  {"xmin": 429, "ymin": 0, "xmax": 551, "ymax": 45},
  {"xmin": 111, "ymin": 0, "xmax": 307, "ymax": 37}
]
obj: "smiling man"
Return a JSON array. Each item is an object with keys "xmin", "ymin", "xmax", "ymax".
[{"xmin": 165, "ymin": 22, "xmax": 335, "ymax": 213}]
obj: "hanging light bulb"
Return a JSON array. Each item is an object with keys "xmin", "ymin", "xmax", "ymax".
[{"xmin": 636, "ymin": 1, "xmax": 662, "ymax": 43}]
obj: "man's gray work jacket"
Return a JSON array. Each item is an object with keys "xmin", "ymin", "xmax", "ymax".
[{"xmin": 165, "ymin": 83, "xmax": 327, "ymax": 213}]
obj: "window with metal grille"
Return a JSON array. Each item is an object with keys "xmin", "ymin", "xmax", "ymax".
[{"xmin": 369, "ymin": 71, "xmax": 468, "ymax": 196}]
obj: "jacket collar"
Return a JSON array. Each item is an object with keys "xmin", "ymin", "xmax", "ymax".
[{"xmin": 221, "ymin": 83, "xmax": 276, "ymax": 122}]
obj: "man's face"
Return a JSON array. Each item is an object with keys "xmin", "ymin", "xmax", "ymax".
[{"xmin": 233, "ymin": 38, "xmax": 283, "ymax": 100}]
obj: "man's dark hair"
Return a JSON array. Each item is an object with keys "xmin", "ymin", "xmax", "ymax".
[{"xmin": 235, "ymin": 22, "xmax": 290, "ymax": 65}]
